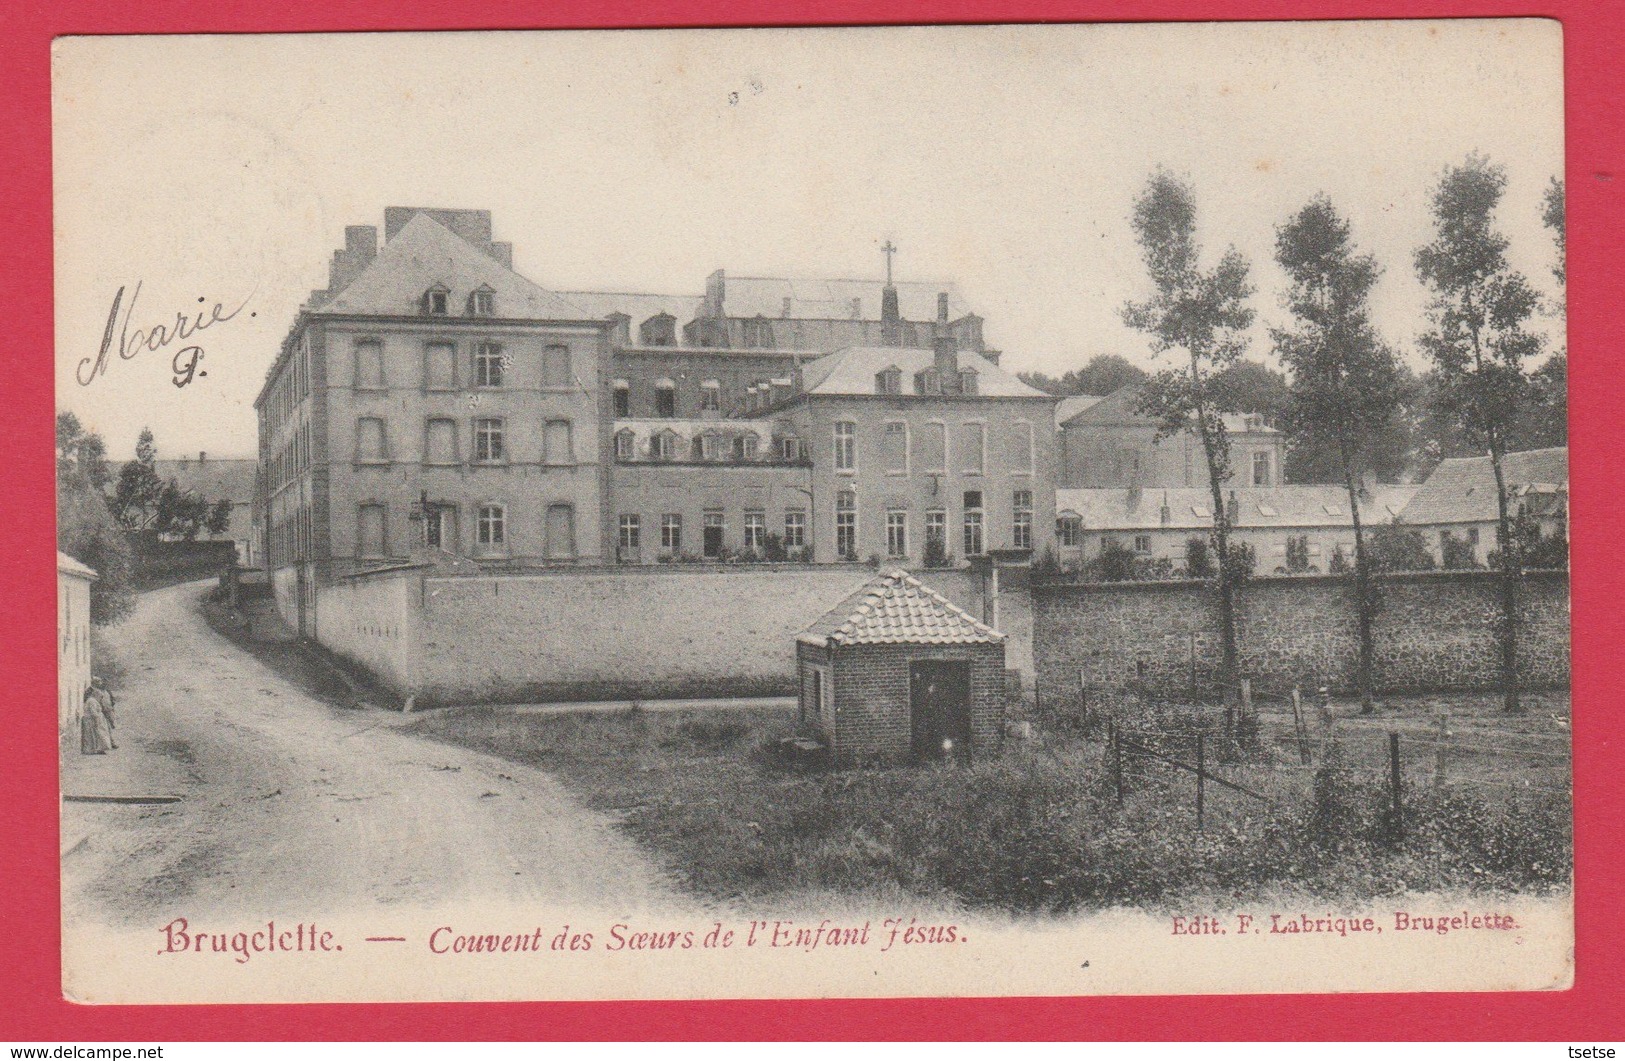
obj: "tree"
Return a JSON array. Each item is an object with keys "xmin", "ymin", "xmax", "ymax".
[
  {"xmin": 1542, "ymin": 177, "xmax": 1565, "ymax": 293},
  {"xmin": 154, "ymin": 479, "xmax": 211, "ymax": 540},
  {"xmin": 1019, "ymin": 354, "xmax": 1150, "ymax": 397},
  {"xmin": 1121, "ymin": 170, "xmax": 1256, "ymax": 693},
  {"xmin": 1415, "ymin": 155, "xmax": 1545, "ymax": 712},
  {"xmin": 206, "ymin": 498, "xmax": 234, "ymax": 537},
  {"xmin": 111, "ymin": 427, "xmax": 164, "ymax": 530},
  {"xmin": 1367, "ymin": 521, "xmax": 1436, "ymax": 573},
  {"xmin": 1211, "ymin": 359, "xmax": 1290, "ymax": 422},
  {"xmin": 56, "ymin": 412, "xmax": 136, "ymax": 624},
  {"xmin": 1273, "ymin": 195, "xmax": 1409, "ymax": 713}
]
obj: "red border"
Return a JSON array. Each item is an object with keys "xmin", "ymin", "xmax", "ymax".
[{"xmin": 5, "ymin": 0, "xmax": 1621, "ymax": 1041}]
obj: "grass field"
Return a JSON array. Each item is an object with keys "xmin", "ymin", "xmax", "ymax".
[{"xmin": 407, "ymin": 692, "xmax": 1572, "ymax": 915}]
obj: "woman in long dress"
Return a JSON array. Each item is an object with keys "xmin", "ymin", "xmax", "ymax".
[{"xmin": 80, "ymin": 684, "xmax": 112, "ymax": 755}]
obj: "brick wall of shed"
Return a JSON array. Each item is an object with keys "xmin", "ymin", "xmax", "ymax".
[
  {"xmin": 828, "ymin": 641, "xmax": 1007, "ymax": 765},
  {"xmin": 1033, "ymin": 570, "xmax": 1569, "ymax": 708}
]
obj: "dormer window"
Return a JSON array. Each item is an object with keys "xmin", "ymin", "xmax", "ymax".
[
  {"xmin": 615, "ymin": 430, "xmax": 635, "ymax": 461},
  {"xmin": 876, "ymin": 366, "xmax": 902, "ymax": 396},
  {"xmin": 467, "ymin": 285, "xmax": 495, "ymax": 317},
  {"xmin": 915, "ymin": 369, "xmax": 941, "ymax": 396},
  {"xmin": 422, "ymin": 284, "xmax": 450, "ymax": 316},
  {"xmin": 958, "ymin": 367, "xmax": 979, "ymax": 396}
]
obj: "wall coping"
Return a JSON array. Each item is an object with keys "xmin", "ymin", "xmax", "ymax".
[
  {"xmin": 420, "ymin": 562, "xmax": 976, "ymax": 582},
  {"xmin": 1033, "ymin": 567, "xmax": 1570, "ymax": 594}
]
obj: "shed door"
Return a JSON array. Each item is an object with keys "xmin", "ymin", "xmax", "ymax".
[{"xmin": 910, "ymin": 660, "xmax": 972, "ymax": 765}]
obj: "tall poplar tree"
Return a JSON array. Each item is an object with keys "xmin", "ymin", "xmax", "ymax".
[
  {"xmin": 1121, "ymin": 171, "xmax": 1256, "ymax": 693},
  {"xmin": 1415, "ymin": 155, "xmax": 1545, "ymax": 713},
  {"xmin": 1273, "ymin": 196, "xmax": 1406, "ymax": 714}
]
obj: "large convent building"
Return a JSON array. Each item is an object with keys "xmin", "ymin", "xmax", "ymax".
[{"xmin": 254, "ymin": 208, "xmax": 1057, "ymax": 628}]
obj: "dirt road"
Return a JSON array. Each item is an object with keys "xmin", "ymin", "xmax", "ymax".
[{"xmin": 62, "ymin": 582, "xmax": 682, "ymax": 927}]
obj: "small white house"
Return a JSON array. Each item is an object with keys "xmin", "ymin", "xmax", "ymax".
[{"xmin": 57, "ymin": 551, "xmax": 97, "ymax": 743}]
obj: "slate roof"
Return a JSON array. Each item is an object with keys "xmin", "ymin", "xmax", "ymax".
[
  {"xmin": 720, "ymin": 277, "xmax": 973, "ymax": 323},
  {"xmin": 1061, "ymin": 384, "xmax": 1278, "ymax": 434},
  {"xmin": 58, "ymin": 551, "xmax": 97, "ymax": 580},
  {"xmin": 796, "ymin": 346, "xmax": 1051, "ymax": 399},
  {"xmin": 1056, "ymin": 394, "xmax": 1104, "ymax": 428},
  {"xmin": 1055, "ymin": 485, "xmax": 1419, "ymax": 532},
  {"xmin": 798, "ymin": 569, "xmax": 1004, "ymax": 647},
  {"xmin": 555, "ymin": 290, "xmax": 705, "ymax": 327},
  {"xmin": 153, "ymin": 457, "xmax": 256, "ymax": 503},
  {"xmin": 312, "ymin": 212, "xmax": 588, "ymax": 320},
  {"xmin": 1399, "ymin": 447, "xmax": 1569, "ymax": 526}
]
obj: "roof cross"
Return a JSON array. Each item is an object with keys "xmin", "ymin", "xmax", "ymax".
[{"xmin": 881, "ymin": 240, "xmax": 897, "ymax": 284}]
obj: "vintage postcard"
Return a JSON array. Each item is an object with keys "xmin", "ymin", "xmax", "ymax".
[{"xmin": 52, "ymin": 20, "xmax": 1572, "ymax": 1004}]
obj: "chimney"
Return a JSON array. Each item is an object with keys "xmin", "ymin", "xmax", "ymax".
[
  {"xmin": 881, "ymin": 283, "xmax": 901, "ymax": 346},
  {"xmin": 490, "ymin": 241, "xmax": 513, "ymax": 270},
  {"xmin": 933, "ymin": 291, "xmax": 959, "ymax": 392},
  {"xmin": 199, "ymin": 451, "xmax": 207, "ymax": 464},
  {"xmin": 345, "ymin": 225, "xmax": 378, "ymax": 263},
  {"xmin": 782, "ymin": 296, "xmax": 792, "ymax": 318},
  {"xmin": 605, "ymin": 312, "xmax": 631, "ymax": 347},
  {"xmin": 1160, "ymin": 492, "xmax": 1172, "ymax": 526},
  {"xmin": 1226, "ymin": 490, "xmax": 1240, "ymax": 524},
  {"xmin": 850, "ymin": 297, "xmax": 863, "ymax": 320}
]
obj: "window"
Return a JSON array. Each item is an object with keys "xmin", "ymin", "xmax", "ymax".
[
  {"xmin": 744, "ymin": 510, "xmax": 766, "ymax": 551},
  {"xmin": 424, "ymin": 505, "xmax": 455, "ymax": 550},
  {"xmin": 963, "ymin": 491, "xmax": 984, "ymax": 556},
  {"xmin": 700, "ymin": 381, "xmax": 721, "ymax": 412},
  {"xmin": 1010, "ymin": 421, "xmax": 1035, "ymax": 474},
  {"xmin": 355, "ymin": 417, "xmax": 387, "ymax": 463},
  {"xmin": 654, "ymin": 432, "xmax": 677, "ymax": 461},
  {"xmin": 544, "ymin": 420, "xmax": 573, "ymax": 464},
  {"xmin": 1014, "ymin": 489, "xmax": 1034, "ymax": 551},
  {"xmin": 703, "ymin": 511, "xmax": 725, "ymax": 559},
  {"xmin": 358, "ymin": 504, "xmax": 386, "ymax": 559},
  {"xmin": 425, "ymin": 341, "xmax": 456, "ymax": 389},
  {"xmin": 469, "ymin": 287, "xmax": 494, "ymax": 317},
  {"xmin": 475, "ymin": 342, "xmax": 505, "ymax": 387},
  {"xmin": 619, "ymin": 514, "xmax": 641, "ymax": 551},
  {"xmin": 477, "ymin": 505, "xmax": 507, "ymax": 549},
  {"xmin": 1467, "ymin": 527, "xmax": 1480, "ymax": 545},
  {"xmin": 615, "ymin": 430, "xmax": 635, "ymax": 461},
  {"xmin": 876, "ymin": 367, "xmax": 902, "ymax": 395},
  {"xmin": 355, "ymin": 340, "xmax": 385, "ymax": 389},
  {"xmin": 655, "ymin": 380, "xmax": 676, "ymax": 418},
  {"xmin": 960, "ymin": 422, "xmax": 985, "ymax": 474},
  {"xmin": 741, "ymin": 433, "xmax": 759, "ymax": 460},
  {"xmin": 883, "ymin": 421, "xmax": 908, "ymax": 474},
  {"xmin": 835, "ymin": 491, "xmax": 857, "ymax": 559},
  {"xmin": 701, "ymin": 433, "xmax": 724, "ymax": 461},
  {"xmin": 834, "ymin": 421, "xmax": 856, "ymax": 471},
  {"xmin": 926, "ymin": 509, "xmax": 946, "ymax": 548},
  {"xmin": 1252, "ymin": 450, "xmax": 1272, "ymax": 486},
  {"xmin": 917, "ymin": 421, "xmax": 947, "ymax": 472},
  {"xmin": 1134, "ymin": 534, "xmax": 1152, "ymax": 555},
  {"xmin": 545, "ymin": 504, "xmax": 575, "ymax": 559},
  {"xmin": 542, "ymin": 344, "xmax": 572, "ymax": 388},
  {"xmin": 423, "ymin": 286, "xmax": 449, "ymax": 316},
  {"xmin": 784, "ymin": 510, "xmax": 806, "ymax": 549},
  {"xmin": 661, "ymin": 513, "xmax": 682, "ymax": 551},
  {"xmin": 779, "ymin": 437, "xmax": 802, "ymax": 462},
  {"xmin": 474, "ymin": 418, "xmax": 505, "ymax": 463},
  {"xmin": 613, "ymin": 382, "xmax": 630, "ymax": 417},
  {"xmin": 886, "ymin": 510, "xmax": 908, "ymax": 558},
  {"xmin": 425, "ymin": 418, "xmax": 458, "ymax": 464}
]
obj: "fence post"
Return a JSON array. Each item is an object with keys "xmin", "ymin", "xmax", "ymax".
[
  {"xmin": 1240, "ymin": 678, "xmax": 1252, "ymax": 719},
  {"xmin": 1389, "ymin": 731, "xmax": 1403, "ymax": 841},
  {"xmin": 1433, "ymin": 712, "xmax": 1449, "ymax": 786},
  {"xmin": 1196, "ymin": 732, "xmax": 1205, "ymax": 830},
  {"xmin": 1290, "ymin": 685, "xmax": 1310, "ymax": 766},
  {"xmin": 1188, "ymin": 633, "xmax": 1198, "ymax": 702},
  {"xmin": 1111, "ymin": 720, "xmax": 1124, "ymax": 804}
]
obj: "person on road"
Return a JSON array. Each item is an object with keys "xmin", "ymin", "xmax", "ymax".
[
  {"xmin": 90, "ymin": 676, "xmax": 118, "ymax": 750},
  {"xmin": 79, "ymin": 684, "xmax": 112, "ymax": 755}
]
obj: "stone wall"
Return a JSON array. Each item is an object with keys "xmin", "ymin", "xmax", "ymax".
[
  {"xmin": 316, "ymin": 563, "xmax": 988, "ymax": 705},
  {"xmin": 1033, "ymin": 570, "xmax": 1570, "ymax": 706}
]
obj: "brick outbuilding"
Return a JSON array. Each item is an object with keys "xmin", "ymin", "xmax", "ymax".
[{"xmin": 796, "ymin": 569, "xmax": 1007, "ymax": 766}]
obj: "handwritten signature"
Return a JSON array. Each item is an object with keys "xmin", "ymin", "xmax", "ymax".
[{"xmin": 77, "ymin": 281, "xmax": 254, "ymax": 389}]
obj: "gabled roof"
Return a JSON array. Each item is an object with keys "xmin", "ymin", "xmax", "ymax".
[
  {"xmin": 313, "ymin": 213, "xmax": 588, "ymax": 320},
  {"xmin": 58, "ymin": 551, "xmax": 98, "ymax": 580},
  {"xmin": 721, "ymin": 277, "xmax": 972, "ymax": 322},
  {"xmin": 153, "ymin": 457, "xmax": 256, "ymax": 503},
  {"xmin": 797, "ymin": 346, "xmax": 1050, "ymax": 399},
  {"xmin": 798, "ymin": 569, "xmax": 1003, "ymax": 647},
  {"xmin": 1056, "ymin": 485, "xmax": 1419, "ymax": 532},
  {"xmin": 1399, "ymin": 447, "xmax": 1569, "ymax": 527},
  {"xmin": 1061, "ymin": 384, "xmax": 1278, "ymax": 434},
  {"xmin": 1056, "ymin": 394, "xmax": 1105, "ymax": 428}
]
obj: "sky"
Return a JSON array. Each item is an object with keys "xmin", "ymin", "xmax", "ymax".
[{"xmin": 52, "ymin": 20, "xmax": 1565, "ymax": 460}]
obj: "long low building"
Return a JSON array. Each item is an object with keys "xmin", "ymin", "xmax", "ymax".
[{"xmin": 1055, "ymin": 484, "xmax": 1418, "ymax": 573}]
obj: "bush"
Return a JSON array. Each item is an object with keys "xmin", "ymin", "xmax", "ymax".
[
  {"xmin": 1369, "ymin": 521, "xmax": 1437, "ymax": 573},
  {"xmin": 1185, "ymin": 536, "xmax": 1214, "ymax": 578}
]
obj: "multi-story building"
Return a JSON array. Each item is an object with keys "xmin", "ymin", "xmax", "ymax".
[
  {"xmin": 1057, "ymin": 383, "xmax": 1286, "ymax": 490},
  {"xmin": 154, "ymin": 452, "xmax": 258, "ymax": 565},
  {"xmin": 255, "ymin": 207, "xmax": 613, "ymax": 633}
]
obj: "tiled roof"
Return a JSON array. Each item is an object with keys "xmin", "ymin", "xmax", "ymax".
[
  {"xmin": 313, "ymin": 213, "xmax": 588, "ymax": 320},
  {"xmin": 1061, "ymin": 384, "xmax": 1278, "ymax": 434},
  {"xmin": 153, "ymin": 457, "xmax": 256, "ymax": 503},
  {"xmin": 720, "ymin": 277, "xmax": 973, "ymax": 323},
  {"xmin": 799, "ymin": 569, "xmax": 1004, "ymax": 647},
  {"xmin": 58, "ymin": 551, "xmax": 97, "ymax": 579},
  {"xmin": 1056, "ymin": 485, "xmax": 1419, "ymax": 532},
  {"xmin": 1399, "ymin": 448, "xmax": 1569, "ymax": 527},
  {"xmin": 797, "ymin": 346, "xmax": 1051, "ymax": 399}
]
